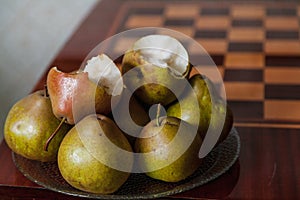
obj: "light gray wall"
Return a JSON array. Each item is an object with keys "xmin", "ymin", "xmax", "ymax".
[{"xmin": 0, "ymin": 0, "xmax": 99, "ymax": 142}]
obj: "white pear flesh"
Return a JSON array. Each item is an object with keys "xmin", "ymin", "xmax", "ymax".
[
  {"xmin": 84, "ymin": 54, "xmax": 123, "ymax": 96},
  {"xmin": 132, "ymin": 35, "xmax": 189, "ymax": 77}
]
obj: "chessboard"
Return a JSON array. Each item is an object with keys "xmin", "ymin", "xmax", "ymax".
[{"xmin": 102, "ymin": 1, "xmax": 300, "ymax": 128}]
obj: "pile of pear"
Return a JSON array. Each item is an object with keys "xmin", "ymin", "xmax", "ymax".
[{"xmin": 4, "ymin": 35, "xmax": 233, "ymax": 194}]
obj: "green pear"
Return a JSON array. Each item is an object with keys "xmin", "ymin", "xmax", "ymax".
[
  {"xmin": 135, "ymin": 116, "xmax": 202, "ymax": 182},
  {"xmin": 122, "ymin": 34, "xmax": 191, "ymax": 106},
  {"xmin": 111, "ymin": 88, "xmax": 150, "ymax": 146},
  {"xmin": 58, "ymin": 114, "xmax": 133, "ymax": 194},
  {"xmin": 209, "ymin": 102, "xmax": 233, "ymax": 145},
  {"xmin": 4, "ymin": 90, "xmax": 71, "ymax": 162},
  {"xmin": 167, "ymin": 74, "xmax": 233, "ymax": 146}
]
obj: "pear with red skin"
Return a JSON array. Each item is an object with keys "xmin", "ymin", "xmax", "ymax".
[
  {"xmin": 47, "ymin": 67, "xmax": 112, "ymax": 125},
  {"xmin": 47, "ymin": 54, "xmax": 123, "ymax": 125}
]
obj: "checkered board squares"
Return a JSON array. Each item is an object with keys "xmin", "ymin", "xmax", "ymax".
[
  {"xmin": 110, "ymin": 1, "xmax": 300, "ymax": 124},
  {"xmin": 265, "ymin": 68, "xmax": 300, "ymax": 84}
]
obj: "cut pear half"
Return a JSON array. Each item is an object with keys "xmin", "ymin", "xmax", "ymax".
[
  {"xmin": 84, "ymin": 54, "xmax": 123, "ymax": 96},
  {"xmin": 131, "ymin": 34, "xmax": 190, "ymax": 78}
]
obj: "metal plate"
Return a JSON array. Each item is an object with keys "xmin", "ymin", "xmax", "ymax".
[{"xmin": 12, "ymin": 128, "xmax": 240, "ymax": 199}]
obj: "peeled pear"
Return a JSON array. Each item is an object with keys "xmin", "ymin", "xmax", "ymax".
[
  {"xmin": 135, "ymin": 116, "xmax": 202, "ymax": 182},
  {"xmin": 4, "ymin": 90, "xmax": 71, "ymax": 162},
  {"xmin": 58, "ymin": 114, "xmax": 133, "ymax": 194},
  {"xmin": 167, "ymin": 74, "xmax": 233, "ymax": 146},
  {"xmin": 47, "ymin": 54, "xmax": 123, "ymax": 124},
  {"xmin": 122, "ymin": 34, "xmax": 191, "ymax": 106}
]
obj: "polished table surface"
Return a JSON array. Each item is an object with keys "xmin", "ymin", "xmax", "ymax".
[{"xmin": 1, "ymin": 0, "xmax": 300, "ymax": 199}]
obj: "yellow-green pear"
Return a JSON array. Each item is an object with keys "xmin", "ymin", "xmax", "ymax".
[
  {"xmin": 122, "ymin": 34, "xmax": 191, "ymax": 106},
  {"xmin": 135, "ymin": 116, "xmax": 202, "ymax": 182},
  {"xmin": 4, "ymin": 90, "xmax": 71, "ymax": 162},
  {"xmin": 167, "ymin": 74, "xmax": 233, "ymax": 146},
  {"xmin": 111, "ymin": 88, "xmax": 150, "ymax": 146},
  {"xmin": 58, "ymin": 114, "xmax": 133, "ymax": 194}
]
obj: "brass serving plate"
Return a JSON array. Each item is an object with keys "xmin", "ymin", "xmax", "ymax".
[{"xmin": 12, "ymin": 128, "xmax": 240, "ymax": 199}]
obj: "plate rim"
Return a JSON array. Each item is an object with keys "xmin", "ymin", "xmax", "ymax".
[{"xmin": 12, "ymin": 127, "xmax": 240, "ymax": 199}]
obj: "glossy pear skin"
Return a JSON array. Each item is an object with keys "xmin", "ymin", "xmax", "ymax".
[
  {"xmin": 167, "ymin": 74, "xmax": 233, "ymax": 145},
  {"xmin": 58, "ymin": 114, "xmax": 133, "ymax": 194},
  {"xmin": 4, "ymin": 90, "xmax": 71, "ymax": 162},
  {"xmin": 135, "ymin": 117, "xmax": 202, "ymax": 182},
  {"xmin": 208, "ymin": 103, "xmax": 233, "ymax": 145},
  {"xmin": 122, "ymin": 50, "xmax": 190, "ymax": 106},
  {"xmin": 47, "ymin": 67, "xmax": 112, "ymax": 124}
]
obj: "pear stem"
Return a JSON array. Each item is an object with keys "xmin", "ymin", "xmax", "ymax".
[
  {"xmin": 156, "ymin": 104, "xmax": 161, "ymax": 127},
  {"xmin": 44, "ymin": 117, "xmax": 66, "ymax": 151},
  {"xmin": 43, "ymin": 84, "xmax": 49, "ymax": 97}
]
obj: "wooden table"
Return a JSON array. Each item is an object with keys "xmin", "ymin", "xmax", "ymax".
[{"xmin": 1, "ymin": 0, "xmax": 300, "ymax": 199}]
